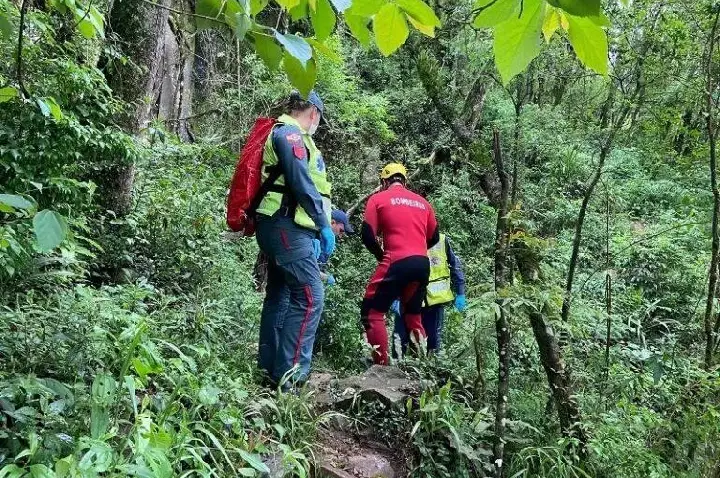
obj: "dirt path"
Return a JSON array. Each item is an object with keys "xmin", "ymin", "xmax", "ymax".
[{"xmin": 308, "ymin": 366, "xmax": 423, "ymax": 478}]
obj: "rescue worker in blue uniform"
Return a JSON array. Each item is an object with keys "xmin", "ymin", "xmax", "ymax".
[
  {"xmin": 391, "ymin": 233, "xmax": 466, "ymax": 357},
  {"xmin": 255, "ymin": 91, "xmax": 335, "ymax": 389}
]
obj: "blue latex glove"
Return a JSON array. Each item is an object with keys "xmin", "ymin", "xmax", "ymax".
[
  {"xmin": 320, "ymin": 226, "xmax": 336, "ymax": 256},
  {"xmin": 454, "ymin": 294, "xmax": 467, "ymax": 312},
  {"xmin": 390, "ymin": 300, "xmax": 400, "ymax": 316},
  {"xmin": 312, "ymin": 239, "xmax": 321, "ymax": 260},
  {"xmin": 326, "ymin": 274, "xmax": 336, "ymax": 286}
]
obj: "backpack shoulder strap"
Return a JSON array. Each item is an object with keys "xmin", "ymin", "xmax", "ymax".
[{"xmin": 248, "ymin": 165, "xmax": 283, "ymax": 215}]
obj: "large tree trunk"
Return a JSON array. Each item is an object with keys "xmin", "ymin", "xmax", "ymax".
[
  {"xmin": 175, "ymin": 6, "xmax": 196, "ymax": 143},
  {"xmin": 100, "ymin": 0, "xmax": 170, "ymax": 214},
  {"xmin": 100, "ymin": 0, "xmax": 195, "ymax": 213},
  {"xmin": 106, "ymin": 0, "xmax": 172, "ymax": 131}
]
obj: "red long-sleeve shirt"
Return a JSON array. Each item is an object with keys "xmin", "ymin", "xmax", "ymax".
[{"xmin": 362, "ymin": 183, "xmax": 439, "ymax": 262}]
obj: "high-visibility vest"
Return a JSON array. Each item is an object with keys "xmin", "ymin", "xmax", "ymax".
[
  {"xmin": 426, "ymin": 233, "xmax": 454, "ymax": 306},
  {"xmin": 256, "ymin": 114, "xmax": 332, "ymax": 230}
]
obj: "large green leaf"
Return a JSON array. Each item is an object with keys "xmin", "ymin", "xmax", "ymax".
[
  {"xmin": 283, "ymin": 53, "xmax": 317, "ymax": 97},
  {"xmin": 0, "ymin": 194, "xmax": 33, "ymax": 210},
  {"xmin": 566, "ymin": 13, "xmax": 608, "ymax": 75},
  {"xmin": 289, "ymin": 0, "xmax": 308, "ymax": 21},
  {"xmin": 308, "ymin": 38, "xmax": 341, "ymax": 62},
  {"xmin": 345, "ymin": 14, "xmax": 371, "ymax": 46},
  {"xmin": 396, "ymin": 0, "xmax": 440, "ymax": 28},
  {"xmin": 309, "ymin": 0, "xmax": 336, "ymax": 41},
  {"xmin": 253, "ymin": 33, "xmax": 283, "ymax": 70},
  {"xmin": 36, "ymin": 97, "xmax": 63, "ymax": 120},
  {"xmin": 473, "ymin": 0, "xmax": 518, "ymax": 29},
  {"xmin": 0, "ymin": 465, "xmax": 25, "ymax": 478},
  {"xmin": 276, "ymin": 0, "xmax": 301, "ymax": 10},
  {"xmin": 91, "ymin": 373, "xmax": 117, "ymax": 406},
  {"xmin": 407, "ymin": 15, "xmax": 434, "ymax": 37},
  {"xmin": 542, "ymin": 7, "xmax": 560, "ymax": 42},
  {"xmin": 547, "ymin": 0, "xmax": 600, "ymax": 17},
  {"xmin": 238, "ymin": 450, "xmax": 271, "ymax": 473},
  {"xmin": 33, "ymin": 210, "xmax": 68, "ymax": 252},
  {"xmin": 228, "ymin": 12, "xmax": 252, "ymax": 39},
  {"xmin": 224, "ymin": 0, "xmax": 242, "ymax": 19},
  {"xmin": 88, "ymin": 5, "xmax": 104, "ymax": 38},
  {"xmin": 347, "ymin": 0, "xmax": 385, "ymax": 17},
  {"xmin": 493, "ymin": 0, "xmax": 545, "ymax": 84},
  {"xmin": 196, "ymin": 0, "xmax": 225, "ymax": 29},
  {"xmin": 250, "ymin": 0, "xmax": 268, "ymax": 14},
  {"xmin": 373, "ymin": 3, "xmax": 409, "ymax": 56},
  {"xmin": 90, "ymin": 404, "xmax": 109, "ymax": 439},
  {"xmin": 47, "ymin": 97, "xmax": 63, "ymax": 120},
  {"xmin": 29, "ymin": 464, "xmax": 54, "ymax": 478},
  {"xmin": 275, "ymin": 32, "xmax": 312, "ymax": 65},
  {"xmin": 0, "ymin": 86, "xmax": 17, "ymax": 103},
  {"xmin": 76, "ymin": 8, "xmax": 97, "ymax": 39}
]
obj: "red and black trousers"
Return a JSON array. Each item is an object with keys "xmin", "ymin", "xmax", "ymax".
[{"xmin": 361, "ymin": 255, "xmax": 430, "ymax": 364}]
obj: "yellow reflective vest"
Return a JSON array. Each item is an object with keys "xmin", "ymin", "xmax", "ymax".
[
  {"xmin": 256, "ymin": 114, "xmax": 332, "ymax": 230},
  {"xmin": 426, "ymin": 233, "xmax": 455, "ymax": 306}
]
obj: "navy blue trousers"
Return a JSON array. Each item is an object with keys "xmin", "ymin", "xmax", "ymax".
[
  {"xmin": 391, "ymin": 304, "xmax": 446, "ymax": 358},
  {"xmin": 256, "ymin": 216, "xmax": 324, "ymax": 387}
]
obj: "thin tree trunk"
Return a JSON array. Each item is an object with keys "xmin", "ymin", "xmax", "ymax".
[
  {"xmin": 604, "ymin": 186, "xmax": 613, "ymax": 384},
  {"xmin": 560, "ymin": 99, "xmax": 633, "ymax": 324},
  {"xmin": 491, "ymin": 129, "xmax": 511, "ymax": 478},
  {"xmin": 560, "ymin": 144, "xmax": 608, "ymax": 324},
  {"xmin": 704, "ymin": 11, "xmax": 720, "ymax": 369},
  {"xmin": 15, "ymin": 0, "xmax": 29, "ymax": 97},
  {"xmin": 514, "ymin": 234, "xmax": 589, "ymax": 455},
  {"xmin": 473, "ymin": 330, "xmax": 486, "ymax": 400},
  {"xmin": 529, "ymin": 310, "xmax": 588, "ymax": 454}
]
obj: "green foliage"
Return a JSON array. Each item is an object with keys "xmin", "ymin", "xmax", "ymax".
[
  {"xmin": 492, "ymin": 0, "xmax": 547, "ymax": 84},
  {"xmin": 508, "ymin": 439, "xmax": 594, "ymax": 478},
  {"xmin": 3, "ymin": 0, "xmax": 720, "ymax": 477},
  {"xmin": 193, "ymin": 0, "xmax": 610, "ymax": 94},
  {"xmin": 373, "ymin": 3, "xmax": 410, "ymax": 56},
  {"xmin": 476, "ymin": 0, "xmax": 609, "ymax": 83},
  {"xmin": 407, "ymin": 383, "xmax": 494, "ymax": 477}
]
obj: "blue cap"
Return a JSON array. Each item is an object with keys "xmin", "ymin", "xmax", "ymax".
[
  {"xmin": 291, "ymin": 90, "xmax": 324, "ymax": 116},
  {"xmin": 331, "ymin": 209, "xmax": 354, "ymax": 234},
  {"xmin": 307, "ymin": 90, "xmax": 324, "ymax": 116}
]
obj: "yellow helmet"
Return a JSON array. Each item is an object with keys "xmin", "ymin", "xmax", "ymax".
[{"xmin": 380, "ymin": 163, "xmax": 408, "ymax": 180}]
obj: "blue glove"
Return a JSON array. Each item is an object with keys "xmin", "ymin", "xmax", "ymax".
[
  {"xmin": 312, "ymin": 239, "xmax": 321, "ymax": 260},
  {"xmin": 326, "ymin": 274, "xmax": 336, "ymax": 286},
  {"xmin": 390, "ymin": 300, "xmax": 400, "ymax": 316},
  {"xmin": 454, "ymin": 295, "xmax": 467, "ymax": 312},
  {"xmin": 320, "ymin": 226, "xmax": 336, "ymax": 256}
]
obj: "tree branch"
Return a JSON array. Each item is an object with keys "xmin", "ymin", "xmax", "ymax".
[
  {"xmin": 16, "ymin": 0, "xmax": 29, "ymax": 98},
  {"xmin": 140, "ymin": 0, "xmax": 224, "ymax": 22}
]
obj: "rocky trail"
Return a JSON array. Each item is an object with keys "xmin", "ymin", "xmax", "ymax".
[{"xmin": 262, "ymin": 366, "xmax": 426, "ymax": 478}]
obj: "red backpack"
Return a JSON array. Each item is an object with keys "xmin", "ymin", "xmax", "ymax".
[{"xmin": 226, "ymin": 117, "xmax": 283, "ymax": 235}]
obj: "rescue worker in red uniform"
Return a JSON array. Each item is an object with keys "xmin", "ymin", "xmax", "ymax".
[{"xmin": 360, "ymin": 163, "xmax": 440, "ymax": 365}]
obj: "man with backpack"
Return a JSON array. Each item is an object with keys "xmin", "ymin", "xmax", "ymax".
[
  {"xmin": 360, "ymin": 163, "xmax": 439, "ymax": 365},
  {"xmin": 228, "ymin": 90, "xmax": 334, "ymax": 389}
]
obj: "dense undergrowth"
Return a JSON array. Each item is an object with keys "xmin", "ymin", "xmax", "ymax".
[{"xmin": 3, "ymin": 0, "xmax": 720, "ymax": 476}]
